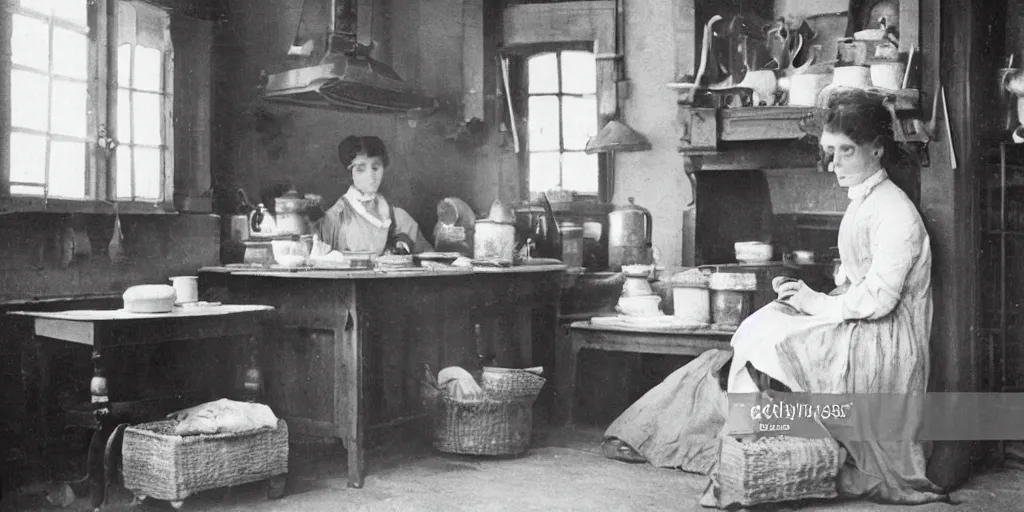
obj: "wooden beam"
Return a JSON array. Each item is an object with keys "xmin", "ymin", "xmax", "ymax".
[
  {"xmin": 501, "ymin": 2, "xmax": 614, "ymax": 47},
  {"xmin": 919, "ymin": 0, "xmax": 986, "ymax": 490},
  {"xmin": 462, "ymin": 0, "xmax": 484, "ymax": 121}
]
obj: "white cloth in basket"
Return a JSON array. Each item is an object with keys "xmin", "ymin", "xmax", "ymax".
[
  {"xmin": 437, "ymin": 366, "xmax": 483, "ymax": 400},
  {"xmin": 167, "ymin": 399, "xmax": 278, "ymax": 436}
]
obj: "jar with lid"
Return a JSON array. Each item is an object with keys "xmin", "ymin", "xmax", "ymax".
[
  {"xmin": 708, "ymin": 272, "xmax": 758, "ymax": 329},
  {"xmin": 558, "ymin": 221, "xmax": 584, "ymax": 268}
]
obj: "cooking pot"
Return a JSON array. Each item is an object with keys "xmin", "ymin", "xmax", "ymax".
[{"xmin": 608, "ymin": 197, "xmax": 653, "ymax": 271}]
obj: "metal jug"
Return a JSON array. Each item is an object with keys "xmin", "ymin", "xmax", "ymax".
[
  {"xmin": 248, "ymin": 204, "xmax": 277, "ymax": 238},
  {"xmin": 608, "ymin": 197, "xmax": 653, "ymax": 271}
]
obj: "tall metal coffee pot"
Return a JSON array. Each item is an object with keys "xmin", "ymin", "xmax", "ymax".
[{"xmin": 608, "ymin": 197, "xmax": 653, "ymax": 271}]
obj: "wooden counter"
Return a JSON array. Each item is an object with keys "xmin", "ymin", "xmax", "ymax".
[
  {"xmin": 196, "ymin": 264, "xmax": 565, "ymax": 488},
  {"xmin": 558, "ymin": 320, "xmax": 733, "ymax": 426}
]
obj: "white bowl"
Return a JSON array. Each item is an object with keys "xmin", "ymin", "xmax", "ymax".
[
  {"xmin": 271, "ymin": 238, "xmax": 311, "ymax": 267},
  {"xmin": 854, "ymin": 29, "xmax": 886, "ymax": 40},
  {"xmin": 616, "ymin": 295, "xmax": 662, "ymax": 316},
  {"xmin": 734, "ymin": 242, "xmax": 773, "ymax": 262}
]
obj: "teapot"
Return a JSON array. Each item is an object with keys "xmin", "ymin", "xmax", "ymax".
[
  {"xmin": 248, "ymin": 204, "xmax": 277, "ymax": 238},
  {"xmin": 608, "ymin": 197, "xmax": 654, "ymax": 271}
]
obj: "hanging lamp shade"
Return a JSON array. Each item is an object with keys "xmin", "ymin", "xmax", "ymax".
[{"xmin": 584, "ymin": 119, "xmax": 652, "ymax": 154}]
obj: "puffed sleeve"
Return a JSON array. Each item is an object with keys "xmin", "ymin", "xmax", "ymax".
[
  {"xmin": 794, "ymin": 204, "xmax": 924, "ymax": 322},
  {"xmin": 317, "ymin": 208, "xmax": 346, "ymax": 252},
  {"xmin": 393, "ymin": 208, "xmax": 434, "ymax": 253}
]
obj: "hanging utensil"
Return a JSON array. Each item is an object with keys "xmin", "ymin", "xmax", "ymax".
[
  {"xmin": 500, "ymin": 56, "xmax": 520, "ymax": 153},
  {"xmin": 109, "ymin": 203, "xmax": 126, "ymax": 265}
]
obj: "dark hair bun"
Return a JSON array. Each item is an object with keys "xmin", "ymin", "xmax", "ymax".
[
  {"xmin": 338, "ymin": 136, "xmax": 389, "ymax": 168},
  {"xmin": 822, "ymin": 88, "xmax": 894, "ymax": 146}
]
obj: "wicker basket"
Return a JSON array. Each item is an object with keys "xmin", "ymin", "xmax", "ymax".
[
  {"xmin": 480, "ymin": 367, "xmax": 546, "ymax": 397},
  {"xmin": 422, "ymin": 368, "xmax": 546, "ymax": 456},
  {"xmin": 122, "ymin": 419, "xmax": 289, "ymax": 503},
  {"xmin": 715, "ymin": 435, "xmax": 842, "ymax": 508}
]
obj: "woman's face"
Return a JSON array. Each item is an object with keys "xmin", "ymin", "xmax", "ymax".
[
  {"xmin": 348, "ymin": 153, "xmax": 385, "ymax": 195},
  {"xmin": 819, "ymin": 130, "xmax": 882, "ymax": 188}
]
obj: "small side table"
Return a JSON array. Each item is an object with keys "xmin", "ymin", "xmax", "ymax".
[
  {"xmin": 557, "ymin": 320, "xmax": 734, "ymax": 426},
  {"xmin": 10, "ymin": 304, "xmax": 275, "ymax": 511}
]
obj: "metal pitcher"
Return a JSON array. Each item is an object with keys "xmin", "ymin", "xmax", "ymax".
[
  {"xmin": 608, "ymin": 197, "xmax": 653, "ymax": 270},
  {"xmin": 248, "ymin": 203, "xmax": 277, "ymax": 238}
]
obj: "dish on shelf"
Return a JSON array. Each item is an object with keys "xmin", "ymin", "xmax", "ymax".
[{"xmin": 734, "ymin": 241, "xmax": 774, "ymax": 263}]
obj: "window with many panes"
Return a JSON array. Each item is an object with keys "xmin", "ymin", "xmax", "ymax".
[
  {"xmin": 116, "ymin": 1, "xmax": 171, "ymax": 201},
  {"xmin": 3, "ymin": 0, "xmax": 173, "ymax": 208},
  {"xmin": 526, "ymin": 50, "xmax": 599, "ymax": 196}
]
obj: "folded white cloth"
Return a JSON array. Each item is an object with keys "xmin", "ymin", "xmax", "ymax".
[
  {"xmin": 437, "ymin": 366, "xmax": 483, "ymax": 400},
  {"xmin": 168, "ymin": 398, "xmax": 278, "ymax": 436}
]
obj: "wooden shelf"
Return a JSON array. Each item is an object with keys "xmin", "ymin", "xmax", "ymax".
[
  {"xmin": 677, "ymin": 106, "xmax": 816, "ymax": 155},
  {"xmin": 677, "ymin": 96, "xmax": 926, "ymax": 159},
  {"xmin": 691, "ymin": 140, "xmax": 820, "ymax": 171}
]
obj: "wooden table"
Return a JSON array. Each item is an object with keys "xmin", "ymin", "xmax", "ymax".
[
  {"xmin": 197, "ymin": 264, "xmax": 565, "ymax": 489},
  {"xmin": 10, "ymin": 304, "xmax": 274, "ymax": 511},
  {"xmin": 557, "ymin": 320, "xmax": 734, "ymax": 426}
]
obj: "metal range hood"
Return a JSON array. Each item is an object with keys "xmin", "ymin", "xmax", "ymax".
[{"xmin": 263, "ymin": 0, "xmax": 438, "ymax": 114}]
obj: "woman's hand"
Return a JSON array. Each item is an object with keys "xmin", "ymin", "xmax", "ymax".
[
  {"xmin": 772, "ymin": 276, "xmax": 800, "ymax": 300},
  {"xmin": 776, "ymin": 279, "xmax": 829, "ymax": 315}
]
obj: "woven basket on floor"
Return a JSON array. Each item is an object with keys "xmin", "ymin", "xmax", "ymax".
[
  {"xmin": 480, "ymin": 367, "xmax": 546, "ymax": 398},
  {"xmin": 122, "ymin": 419, "xmax": 289, "ymax": 502},
  {"xmin": 715, "ymin": 434, "xmax": 842, "ymax": 508},
  {"xmin": 422, "ymin": 369, "xmax": 545, "ymax": 456}
]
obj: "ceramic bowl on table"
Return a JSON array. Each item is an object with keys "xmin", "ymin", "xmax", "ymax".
[
  {"xmin": 271, "ymin": 237, "xmax": 312, "ymax": 267},
  {"xmin": 621, "ymin": 264, "xmax": 656, "ymax": 278},
  {"xmin": 616, "ymin": 295, "xmax": 663, "ymax": 317},
  {"xmin": 123, "ymin": 284, "xmax": 176, "ymax": 313}
]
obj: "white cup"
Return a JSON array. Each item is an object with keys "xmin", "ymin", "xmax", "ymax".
[
  {"xmin": 169, "ymin": 276, "xmax": 199, "ymax": 304},
  {"xmin": 870, "ymin": 62, "xmax": 906, "ymax": 90},
  {"xmin": 854, "ymin": 29, "xmax": 886, "ymax": 40}
]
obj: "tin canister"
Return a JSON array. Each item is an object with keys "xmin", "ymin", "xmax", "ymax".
[
  {"xmin": 474, "ymin": 219, "xmax": 516, "ymax": 262},
  {"xmin": 558, "ymin": 221, "xmax": 584, "ymax": 268}
]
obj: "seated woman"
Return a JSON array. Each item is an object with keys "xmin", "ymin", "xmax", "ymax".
[
  {"xmin": 601, "ymin": 89, "xmax": 947, "ymax": 506},
  {"xmin": 316, "ymin": 135, "xmax": 433, "ymax": 255}
]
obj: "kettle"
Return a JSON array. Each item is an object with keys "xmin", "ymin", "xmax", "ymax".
[
  {"xmin": 248, "ymin": 203, "xmax": 277, "ymax": 238},
  {"xmin": 608, "ymin": 197, "xmax": 653, "ymax": 271}
]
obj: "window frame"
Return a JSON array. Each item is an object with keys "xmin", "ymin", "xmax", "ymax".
[
  {"xmin": 502, "ymin": 1, "xmax": 618, "ymax": 203},
  {"xmin": 524, "ymin": 49, "xmax": 601, "ymax": 198},
  {"xmin": 0, "ymin": 0, "xmax": 176, "ymax": 215}
]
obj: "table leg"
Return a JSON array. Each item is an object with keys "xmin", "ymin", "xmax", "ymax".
[
  {"xmin": 89, "ymin": 349, "xmax": 111, "ymax": 510},
  {"xmin": 24, "ymin": 333, "xmax": 60, "ymax": 482},
  {"xmin": 342, "ymin": 309, "xmax": 365, "ymax": 489},
  {"xmin": 557, "ymin": 327, "xmax": 581, "ymax": 428}
]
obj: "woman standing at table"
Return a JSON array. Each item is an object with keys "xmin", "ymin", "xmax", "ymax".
[{"xmin": 315, "ymin": 135, "xmax": 433, "ymax": 255}]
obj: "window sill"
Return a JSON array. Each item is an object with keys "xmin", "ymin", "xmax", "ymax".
[{"xmin": 0, "ymin": 197, "xmax": 180, "ymax": 215}]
